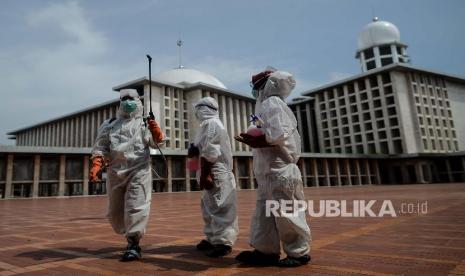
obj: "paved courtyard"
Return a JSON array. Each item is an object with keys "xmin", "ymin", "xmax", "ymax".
[{"xmin": 0, "ymin": 183, "xmax": 465, "ymax": 275}]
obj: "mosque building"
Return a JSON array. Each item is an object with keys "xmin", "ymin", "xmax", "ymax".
[{"xmin": 1, "ymin": 18, "xmax": 464, "ymax": 198}]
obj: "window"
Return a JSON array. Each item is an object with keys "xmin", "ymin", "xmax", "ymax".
[
  {"xmin": 382, "ymin": 73, "xmax": 391, "ymax": 84},
  {"xmin": 384, "ymin": 85, "xmax": 393, "ymax": 95},
  {"xmin": 351, "ymin": 105, "xmax": 358, "ymax": 113},
  {"xmin": 363, "ymin": 112, "xmax": 371, "ymax": 121},
  {"xmin": 369, "ymin": 76, "xmax": 378, "ymax": 88},
  {"xmin": 377, "ymin": 120, "xmax": 385, "ymax": 128},
  {"xmin": 391, "ymin": 129, "xmax": 400, "ymax": 137},
  {"xmin": 364, "ymin": 48, "xmax": 374, "ymax": 59},
  {"xmin": 366, "ymin": 60, "xmax": 376, "ymax": 70},
  {"xmin": 394, "ymin": 140, "xmax": 403, "ymax": 153},
  {"xmin": 348, "ymin": 83, "xmax": 355, "ymax": 94},
  {"xmin": 379, "ymin": 45, "xmax": 391, "ymax": 55},
  {"xmin": 367, "ymin": 143, "xmax": 376, "ymax": 153},
  {"xmin": 381, "ymin": 58, "xmax": 393, "ymax": 66},
  {"xmin": 386, "ymin": 96, "xmax": 395, "ymax": 105},
  {"xmin": 360, "ymin": 93, "xmax": 368, "ymax": 101}
]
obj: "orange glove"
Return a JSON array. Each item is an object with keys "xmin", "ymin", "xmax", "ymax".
[
  {"xmin": 89, "ymin": 156, "xmax": 104, "ymax": 183},
  {"xmin": 200, "ymin": 157, "xmax": 215, "ymax": 190},
  {"xmin": 147, "ymin": 119, "xmax": 164, "ymax": 143}
]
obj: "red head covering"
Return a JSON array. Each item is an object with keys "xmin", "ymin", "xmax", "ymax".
[{"xmin": 251, "ymin": 70, "xmax": 274, "ymax": 90}]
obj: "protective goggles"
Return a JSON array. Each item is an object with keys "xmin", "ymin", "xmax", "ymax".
[
  {"xmin": 120, "ymin": 96, "xmax": 135, "ymax": 101},
  {"xmin": 195, "ymin": 104, "xmax": 218, "ymax": 111},
  {"xmin": 250, "ymin": 71, "xmax": 273, "ymax": 90}
]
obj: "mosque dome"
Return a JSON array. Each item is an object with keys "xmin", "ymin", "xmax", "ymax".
[
  {"xmin": 155, "ymin": 68, "xmax": 227, "ymax": 89},
  {"xmin": 357, "ymin": 18, "xmax": 401, "ymax": 51}
]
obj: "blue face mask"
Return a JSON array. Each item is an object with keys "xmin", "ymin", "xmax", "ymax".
[
  {"xmin": 251, "ymin": 89, "xmax": 259, "ymax": 99},
  {"xmin": 121, "ymin": 100, "xmax": 137, "ymax": 113}
]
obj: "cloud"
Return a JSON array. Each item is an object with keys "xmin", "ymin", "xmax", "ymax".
[
  {"xmin": 191, "ymin": 56, "xmax": 321, "ymax": 100},
  {"xmin": 0, "ymin": 2, "xmax": 140, "ymax": 144},
  {"xmin": 191, "ymin": 56, "xmax": 261, "ymax": 94}
]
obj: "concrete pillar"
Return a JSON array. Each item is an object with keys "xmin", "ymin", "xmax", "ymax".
[
  {"xmin": 233, "ymin": 158, "xmax": 240, "ymax": 190},
  {"xmin": 415, "ymin": 163, "xmax": 425, "ymax": 184},
  {"xmin": 445, "ymin": 159, "xmax": 454, "ymax": 182},
  {"xmin": 300, "ymin": 158, "xmax": 307, "ymax": 187},
  {"xmin": 58, "ymin": 155, "xmax": 66, "ymax": 196},
  {"xmin": 32, "ymin": 155, "xmax": 40, "ymax": 197},
  {"xmin": 240, "ymin": 101, "xmax": 248, "ymax": 152},
  {"xmin": 334, "ymin": 159, "xmax": 341, "ymax": 186},
  {"xmin": 5, "ymin": 154, "xmax": 13, "ymax": 198},
  {"xmin": 185, "ymin": 157, "xmax": 191, "ymax": 192},
  {"xmin": 167, "ymin": 157, "xmax": 172, "ymax": 192},
  {"xmin": 322, "ymin": 159, "xmax": 330, "ymax": 186},
  {"xmin": 248, "ymin": 157, "xmax": 254, "ymax": 189},
  {"xmin": 365, "ymin": 160, "xmax": 372, "ymax": 185},
  {"xmin": 344, "ymin": 159, "xmax": 352, "ymax": 186},
  {"xmin": 228, "ymin": 98, "xmax": 235, "ymax": 152},
  {"xmin": 373, "ymin": 160, "xmax": 381, "ymax": 184},
  {"xmin": 83, "ymin": 156, "xmax": 89, "ymax": 196},
  {"xmin": 311, "ymin": 158, "xmax": 319, "ymax": 187},
  {"xmin": 354, "ymin": 159, "xmax": 362, "ymax": 185}
]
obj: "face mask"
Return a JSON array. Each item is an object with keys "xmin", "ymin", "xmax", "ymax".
[
  {"xmin": 121, "ymin": 100, "xmax": 137, "ymax": 114},
  {"xmin": 251, "ymin": 89, "xmax": 259, "ymax": 99}
]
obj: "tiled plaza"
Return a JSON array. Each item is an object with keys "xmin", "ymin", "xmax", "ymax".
[{"xmin": 1, "ymin": 183, "xmax": 465, "ymax": 275}]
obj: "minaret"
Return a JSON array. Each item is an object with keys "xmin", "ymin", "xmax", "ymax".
[{"xmin": 356, "ymin": 17, "xmax": 409, "ymax": 72}]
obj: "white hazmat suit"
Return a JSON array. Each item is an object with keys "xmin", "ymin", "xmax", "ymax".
[
  {"xmin": 250, "ymin": 71, "xmax": 311, "ymax": 258},
  {"xmin": 91, "ymin": 89, "xmax": 162, "ymax": 240},
  {"xmin": 193, "ymin": 97, "xmax": 239, "ymax": 247}
]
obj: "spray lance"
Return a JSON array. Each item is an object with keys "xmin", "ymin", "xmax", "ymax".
[{"xmin": 146, "ymin": 54, "xmax": 168, "ymax": 180}]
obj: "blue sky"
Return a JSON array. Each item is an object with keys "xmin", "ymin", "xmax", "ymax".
[{"xmin": 1, "ymin": 0, "xmax": 464, "ymax": 145}]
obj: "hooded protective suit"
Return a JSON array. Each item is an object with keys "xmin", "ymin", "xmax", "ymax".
[
  {"xmin": 193, "ymin": 97, "xmax": 238, "ymax": 247},
  {"xmin": 250, "ymin": 71, "xmax": 311, "ymax": 258},
  {"xmin": 91, "ymin": 89, "xmax": 162, "ymax": 239}
]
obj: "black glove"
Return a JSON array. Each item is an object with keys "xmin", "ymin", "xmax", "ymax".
[{"xmin": 188, "ymin": 143, "xmax": 200, "ymax": 158}]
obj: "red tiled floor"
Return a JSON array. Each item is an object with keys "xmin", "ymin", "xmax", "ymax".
[{"xmin": 0, "ymin": 183, "xmax": 465, "ymax": 275}]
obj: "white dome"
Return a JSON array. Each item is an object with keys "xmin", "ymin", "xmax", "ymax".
[
  {"xmin": 357, "ymin": 19, "xmax": 401, "ymax": 51},
  {"xmin": 155, "ymin": 68, "xmax": 227, "ymax": 89}
]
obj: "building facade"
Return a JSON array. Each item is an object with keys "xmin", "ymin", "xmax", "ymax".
[{"xmin": 1, "ymin": 18, "xmax": 465, "ymax": 199}]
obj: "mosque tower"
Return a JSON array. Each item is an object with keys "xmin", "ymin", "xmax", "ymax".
[{"xmin": 356, "ymin": 17, "xmax": 409, "ymax": 72}]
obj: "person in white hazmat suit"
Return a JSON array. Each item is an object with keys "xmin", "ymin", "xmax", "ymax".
[
  {"xmin": 189, "ymin": 97, "xmax": 239, "ymax": 257},
  {"xmin": 235, "ymin": 69, "xmax": 311, "ymax": 267},
  {"xmin": 89, "ymin": 89, "xmax": 165, "ymax": 262}
]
